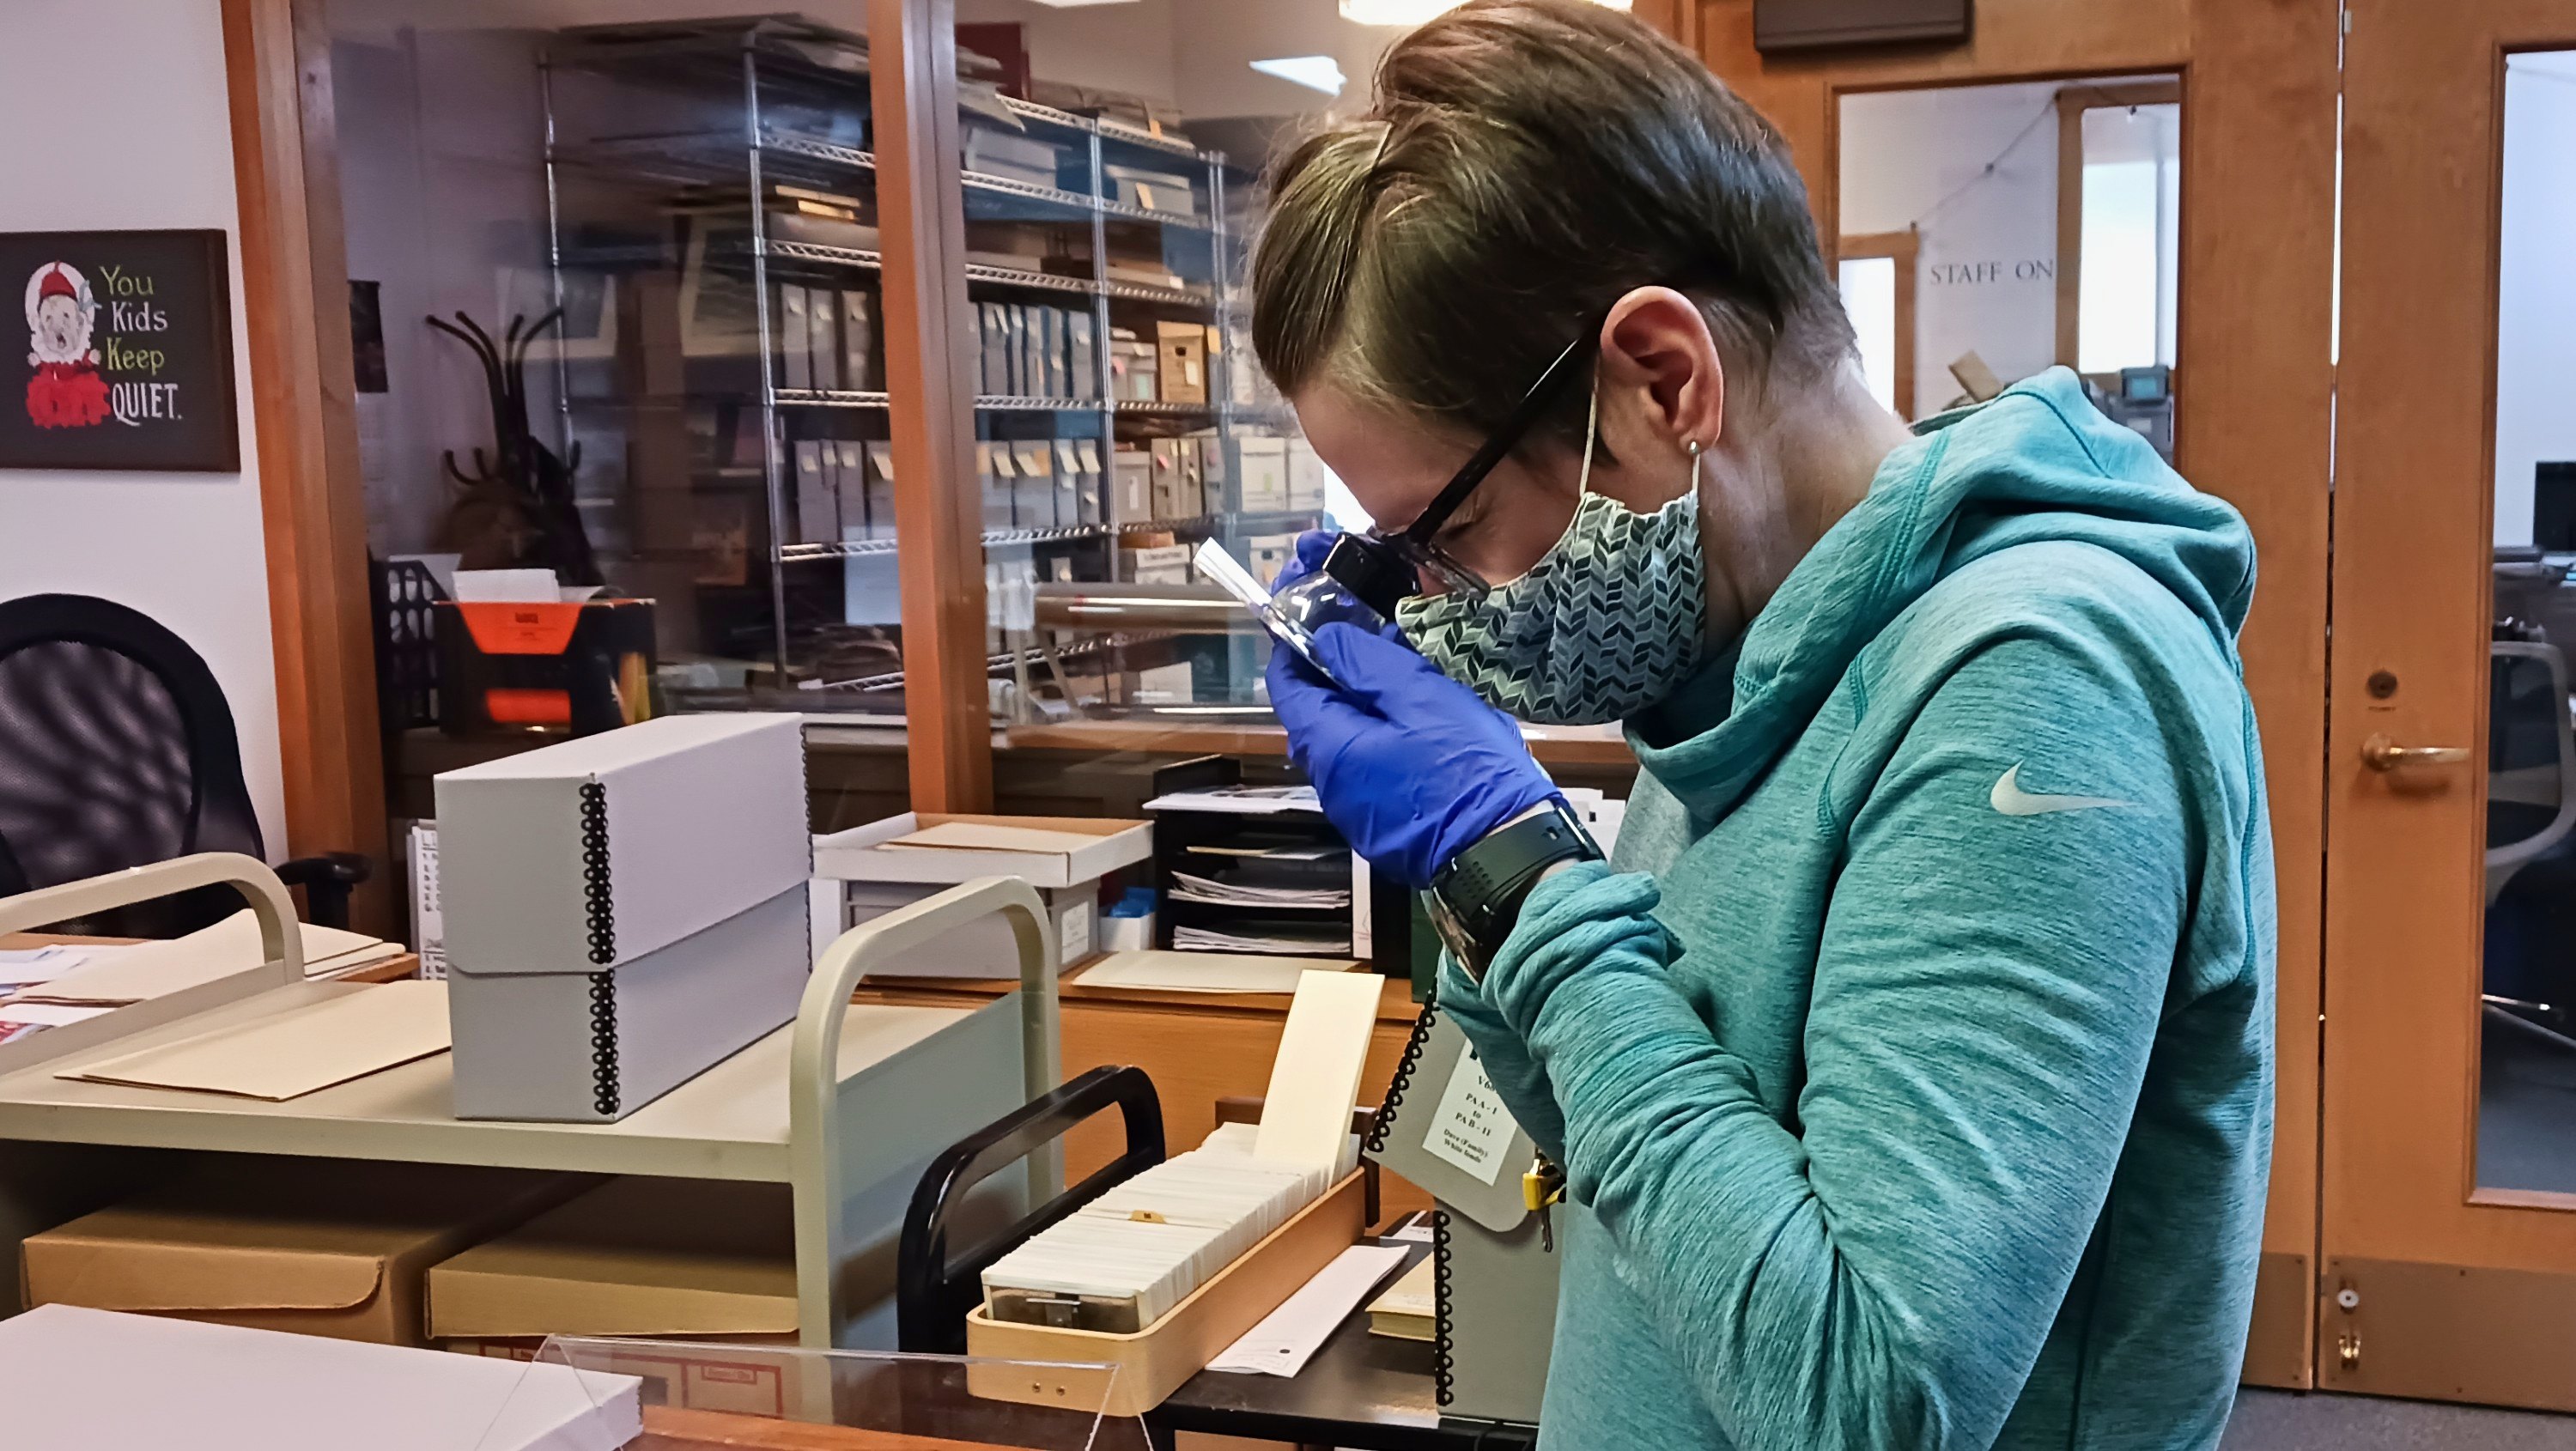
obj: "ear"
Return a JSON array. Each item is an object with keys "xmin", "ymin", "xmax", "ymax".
[{"xmin": 1595, "ymin": 287, "xmax": 1724, "ymax": 456}]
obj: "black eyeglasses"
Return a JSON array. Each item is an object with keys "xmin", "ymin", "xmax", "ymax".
[{"xmin": 1314, "ymin": 323, "xmax": 1600, "ymax": 620}]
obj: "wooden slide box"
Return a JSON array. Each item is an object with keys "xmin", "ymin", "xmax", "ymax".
[{"xmin": 963, "ymin": 1169, "xmax": 1366, "ymax": 1418}]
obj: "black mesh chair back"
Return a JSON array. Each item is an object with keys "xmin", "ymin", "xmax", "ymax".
[{"xmin": 0, "ymin": 594, "xmax": 267, "ymax": 937}]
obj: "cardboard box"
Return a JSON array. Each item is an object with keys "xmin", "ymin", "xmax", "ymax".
[
  {"xmin": 813, "ymin": 811, "xmax": 1152, "ymax": 890},
  {"xmin": 1156, "ymin": 320, "xmax": 1207, "ymax": 404},
  {"xmin": 1109, "ymin": 331, "xmax": 1159, "ymax": 402},
  {"xmin": 1195, "ymin": 434, "xmax": 1229, "ymax": 513},
  {"xmin": 428, "ymin": 1177, "xmax": 796, "ymax": 1345},
  {"xmin": 1014, "ymin": 442, "xmax": 1058, "ymax": 530},
  {"xmin": 1235, "ymin": 436, "xmax": 1290, "ymax": 513},
  {"xmin": 1073, "ymin": 440, "xmax": 1105, "ymax": 526},
  {"xmin": 1053, "ymin": 440, "xmax": 1084, "ymax": 530},
  {"xmin": 979, "ymin": 302, "xmax": 1012, "ymax": 395},
  {"xmin": 868, "ymin": 440, "xmax": 899, "ymax": 539},
  {"xmin": 807, "ymin": 288, "xmax": 841, "ymax": 392},
  {"xmin": 1112, "ymin": 446, "xmax": 1153, "ymax": 523},
  {"xmin": 1067, "ymin": 311, "xmax": 1097, "ymax": 399},
  {"xmin": 793, "ymin": 440, "xmax": 836, "ymax": 544},
  {"xmin": 435, "ymin": 713, "xmax": 811, "ymax": 980},
  {"xmin": 1286, "ymin": 437, "xmax": 1327, "ymax": 512},
  {"xmin": 21, "ymin": 1159, "xmax": 585, "ymax": 1346},
  {"xmin": 448, "ymin": 883, "xmax": 810, "ymax": 1122},
  {"xmin": 981, "ymin": 443, "xmax": 1018, "ymax": 531},
  {"xmin": 778, "ymin": 284, "xmax": 811, "ymax": 391},
  {"xmin": 1125, "ymin": 543, "xmax": 1192, "ymax": 586},
  {"xmin": 811, "ymin": 812, "xmax": 1148, "ymax": 979},
  {"xmin": 841, "ymin": 290, "xmax": 876, "ymax": 392},
  {"xmin": 1150, "ymin": 438, "xmax": 1191, "ymax": 521}
]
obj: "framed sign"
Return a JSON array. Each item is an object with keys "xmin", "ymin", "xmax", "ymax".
[{"xmin": 0, "ymin": 229, "xmax": 240, "ymax": 471}]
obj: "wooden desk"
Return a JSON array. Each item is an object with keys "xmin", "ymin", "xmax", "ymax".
[
  {"xmin": 639, "ymin": 1405, "xmax": 1006, "ymax": 1451},
  {"xmin": 855, "ymin": 968, "xmax": 1432, "ymax": 1223}
]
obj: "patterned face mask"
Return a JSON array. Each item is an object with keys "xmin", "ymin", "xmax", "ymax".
[{"xmin": 1397, "ymin": 387, "xmax": 1710, "ymax": 726}]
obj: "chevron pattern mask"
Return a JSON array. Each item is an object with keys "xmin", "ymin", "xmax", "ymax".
[{"xmin": 1398, "ymin": 485, "xmax": 1709, "ymax": 725}]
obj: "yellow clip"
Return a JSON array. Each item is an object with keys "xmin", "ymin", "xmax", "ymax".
[{"xmin": 1522, "ymin": 1156, "xmax": 1567, "ymax": 1213}]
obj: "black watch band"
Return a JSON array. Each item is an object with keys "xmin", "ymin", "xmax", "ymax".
[{"xmin": 1427, "ymin": 798, "xmax": 1602, "ymax": 980}]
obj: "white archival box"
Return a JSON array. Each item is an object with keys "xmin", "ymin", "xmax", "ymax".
[
  {"xmin": 810, "ymin": 813, "xmax": 1152, "ymax": 979},
  {"xmin": 434, "ymin": 715, "xmax": 817, "ymax": 1122},
  {"xmin": 435, "ymin": 713, "xmax": 811, "ymax": 976},
  {"xmin": 449, "ymin": 885, "xmax": 811, "ymax": 1122}
]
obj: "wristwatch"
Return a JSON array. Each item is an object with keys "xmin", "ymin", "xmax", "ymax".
[{"xmin": 1426, "ymin": 798, "xmax": 1603, "ymax": 981}]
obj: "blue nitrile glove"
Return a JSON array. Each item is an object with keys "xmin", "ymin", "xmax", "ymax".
[{"xmin": 1267, "ymin": 616, "xmax": 1563, "ymax": 889}]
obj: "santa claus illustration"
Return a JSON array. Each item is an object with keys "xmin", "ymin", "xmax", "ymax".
[{"xmin": 25, "ymin": 261, "xmax": 110, "ymax": 429}]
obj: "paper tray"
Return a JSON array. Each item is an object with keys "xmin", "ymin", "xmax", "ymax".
[{"xmin": 964, "ymin": 1169, "xmax": 1365, "ymax": 1418}]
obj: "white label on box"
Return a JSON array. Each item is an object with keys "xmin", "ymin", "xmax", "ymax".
[
  {"xmin": 409, "ymin": 823, "xmax": 446, "ymax": 980},
  {"xmin": 1422, "ymin": 1043, "xmax": 1511, "ymax": 1185},
  {"xmin": 1060, "ymin": 898, "xmax": 1094, "ymax": 963}
]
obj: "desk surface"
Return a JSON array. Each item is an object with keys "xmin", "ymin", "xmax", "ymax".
[
  {"xmin": 638, "ymin": 1405, "xmax": 1026, "ymax": 1451},
  {"xmin": 0, "ymin": 980, "xmax": 969, "ymax": 1181},
  {"xmin": 1149, "ymin": 1240, "xmax": 1536, "ymax": 1451}
]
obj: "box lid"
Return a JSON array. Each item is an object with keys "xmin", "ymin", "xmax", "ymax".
[
  {"xmin": 21, "ymin": 1161, "xmax": 583, "ymax": 1315},
  {"xmin": 428, "ymin": 1178, "xmax": 794, "ymax": 1339},
  {"xmin": 813, "ymin": 811, "xmax": 1151, "ymax": 889}
]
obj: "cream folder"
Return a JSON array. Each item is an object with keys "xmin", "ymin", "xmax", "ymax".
[
  {"xmin": 27, "ymin": 909, "xmax": 386, "ymax": 1005},
  {"xmin": 62, "ymin": 980, "xmax": 451, "ymax": 1100},
  {"xmin": 1255, "ymin": 968, "xmax": 1386, "ymax": 1171}
]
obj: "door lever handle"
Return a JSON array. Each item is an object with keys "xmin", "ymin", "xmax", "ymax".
[{"xmin": 2361, "ymin": 733, "xmax": 2472, "ymax": 772}]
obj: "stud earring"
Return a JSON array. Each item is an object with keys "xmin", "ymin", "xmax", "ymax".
[{"xmin": 1685, "ymin": 439, "xmax": 1704, "ymax": 458}]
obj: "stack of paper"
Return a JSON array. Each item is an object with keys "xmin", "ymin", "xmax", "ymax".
[
  {"xmin": 10, "ymin": 911, "xmax": 404, "ymax": 1007},
  {"xmin": 1174, "ymin": 925, "xmax": 1353, "ymax": 955},
  {"xmin": 0, "ymin": 1002, "xmax": 112, "ymax": 1047},
  {"xmin": 1169, "ymin": 871, "xmax": 1350, "ymax": 910}
]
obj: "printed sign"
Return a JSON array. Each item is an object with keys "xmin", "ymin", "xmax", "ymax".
[
  {"xmin": 1422, "ymin": 1042, "xmax": 1513, "ymax": 1186},
  {"xmin": 0, "ymin": 229, "xmax": 239, "ymax": 471}
]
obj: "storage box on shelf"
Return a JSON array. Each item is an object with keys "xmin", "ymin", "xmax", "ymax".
[
  {"xmin": 811, "ymin": 813, "xmax": 1152, "ymax": 979},
  {"xmin": 434, "ymin": 714, "xmax": 814, "ymax": 1123}
]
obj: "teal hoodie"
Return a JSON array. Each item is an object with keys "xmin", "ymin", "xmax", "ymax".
[{"xmin": 1441, "ymin": 368, "xmax": 2275, "ymax": 1450}]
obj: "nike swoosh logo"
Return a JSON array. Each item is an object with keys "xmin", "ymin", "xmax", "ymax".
[{"xmin": 1990, "ymin": 763, "xmax": 2131, "ymax": 817}]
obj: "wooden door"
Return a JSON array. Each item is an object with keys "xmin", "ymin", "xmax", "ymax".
[
  {"xmin": 2323, "ymin": 0, "xmax": 2576, "ymax": 1411},
  {"xmin": 1674, "ymin": 0, "xmax": 2340, "ymax": 1388}
]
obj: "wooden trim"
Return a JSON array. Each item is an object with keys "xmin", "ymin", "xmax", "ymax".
[
  {"xmin": 1701, "ymin": 0, "xmax": 2335, "ymax": 1389},
  {"xmin": 1837, "ymin": 228, "xmax": 1919, "ymax": 419},
  {"xmin": 869, "ymin": 0, "xmax": 993, "ymax": 812},
  {"xmin": 220, "ymin": 0, "xmax": 390, "ymax": 932},
  {"xmin": 2055, "ymin": 80, "xmax": 2184, "ymax": 367},
  {"xmin": 1002, "ymin": 719, "xmax": 1641, "ymax": 770}
]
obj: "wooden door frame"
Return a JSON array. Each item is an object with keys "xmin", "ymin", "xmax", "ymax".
[
  {"xmin": 2054, "ymin": 79, "xmax": 2184, "ymax": 367},
  {"xmin": 1678, "ymin": 0, "xmax": 2339, "ymax": 1390},
  {"xmin": 1834, "ymin": 228, "xmax": 1919, "ymax": 421},
  {"xmin": 2325, "ymin": 1, "xmax": 2576, "ymax": 1411},
  {"xmin": 219, "ymin": 0, "xmax": 391, "ymax": 932}
]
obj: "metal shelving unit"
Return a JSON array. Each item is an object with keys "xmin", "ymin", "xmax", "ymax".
[{"xmin": 536, "ymin": 15, "xmax": 1311, "ymax": 719}]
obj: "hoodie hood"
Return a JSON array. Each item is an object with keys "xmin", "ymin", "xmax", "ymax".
[{"xmin": 1626, "ymin": 366, "xmax": 2256, "ymax": 819}]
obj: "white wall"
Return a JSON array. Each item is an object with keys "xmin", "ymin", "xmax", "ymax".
[
  {"xmin": 2494, "ymin": 52, "xmax": 2576, "ymax": 547},
  {"xmin": 1839, "ymin": 81, "xmax": 2064, "ymax": 419},
  {"xmin": 0, "ymin": 0, "xmax": 286, "ymax": 858}
]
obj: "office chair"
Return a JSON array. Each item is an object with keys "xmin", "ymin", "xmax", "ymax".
[{"xmin": 0, "ymin": 593, "xmax": 368, "ymax": 936}]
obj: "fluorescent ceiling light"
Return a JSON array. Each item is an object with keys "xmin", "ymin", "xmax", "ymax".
[
  {"xmin": 1249, "ymin": 55, "xmax": 1348, "ymax": 96},
  {"xmin": 1341, "ymin": 0, "xmax": 1626, "ymax": 22},
  {"xmin": 1025, "ymin": 0, "xmax": 1139, "ymax": 8}
]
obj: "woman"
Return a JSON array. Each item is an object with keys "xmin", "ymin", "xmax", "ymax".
[{"xmin": 1253, "ymin": 4, "xmax": 2274, "ymax": 1449}]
